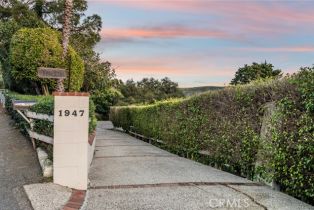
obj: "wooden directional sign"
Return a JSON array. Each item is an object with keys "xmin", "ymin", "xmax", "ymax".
[
  {"xmin": 38, "ymin": 67, "xmax": 66, "ymax": 79},
  {"xmin": 12, "ymin": 100, "xmax": 37, "ymax": 110}
]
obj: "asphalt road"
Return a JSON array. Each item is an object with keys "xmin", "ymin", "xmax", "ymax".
[{"xmin": 0, "ymin": 107, "xmax": 42, "ymax": 210}]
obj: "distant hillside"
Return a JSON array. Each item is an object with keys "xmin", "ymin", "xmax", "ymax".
[{"xmin": 179, "ymin": 86, "xmax": 224, "ymax": 96}]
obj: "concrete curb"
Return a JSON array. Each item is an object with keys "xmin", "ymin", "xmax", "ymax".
[{"xmin": 36, "ymin": 147, "xmax": 53, "ymax": 177}]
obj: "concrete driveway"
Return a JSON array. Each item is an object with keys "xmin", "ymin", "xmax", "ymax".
[{"xmin": 84, "ymin": 122, "xmax": 313, "ymax": 210}]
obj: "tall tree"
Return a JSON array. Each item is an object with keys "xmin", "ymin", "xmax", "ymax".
[
  {"xmin": 0, "ymin": 0, "xmax": 45, "ymax": 90},
  {"xmin": 82, "ymin": 55, "xmax": 116, "ymax": 92},
  {"xmin": 43, "ymin": 0, "xmax": 102, "ymax": 58},
  {"xmin": 57, "ymin": 0, "xmax": 73, "ymax": 92},
  {"xmin": 1, "ymin": 0, "xmax": 104, "ymax": 93},
  {"xmin": 117, "ymin": 77, "xmax": 183, "ymax": 105},
  {"xmin": 230, "ymin": 61, "xmax": 282, "ymax": 85}
]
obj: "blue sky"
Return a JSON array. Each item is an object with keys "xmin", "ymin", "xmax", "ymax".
[{"xmin": 86, "ymin": 0, "xmax": 314, "ymax": 87}]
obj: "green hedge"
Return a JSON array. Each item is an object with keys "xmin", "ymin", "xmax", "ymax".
[
  {"xmin": 91, "ymin": 88, "xmax": 123, "ymax": 119},
  {"xmin": 110, "ymin": 68, "xmax": 314, "ymax": 204},
  {"xmin": 10, "ymin": 28, "xmax": 63, "ymax": 93},
  {"xmin": 4, "ymin": 92, "xmax": 97, "ymax": 157},
  {"xmin": 10, "ymin": 28, "xmax": 84, "ymax": 93}
]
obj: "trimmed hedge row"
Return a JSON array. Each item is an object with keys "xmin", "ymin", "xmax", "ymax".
[
  {"xmin": 4, "ymin": 92, "xmax": 97, "ymax": 157},
  {"xmin": 110, "ymin": 68, "xmax": 314, "ymax": 204}
]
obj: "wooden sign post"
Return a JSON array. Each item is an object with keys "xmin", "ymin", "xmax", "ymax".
[
  {"xmin": 38, "ymin": 67, "xmax": 67, "ymax": 79},
  {"xmin": 38, "ymin": 67, "xmax": 67, "ymax": 93}
]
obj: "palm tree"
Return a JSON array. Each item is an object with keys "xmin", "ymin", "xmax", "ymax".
[{"xmin": 57, "ymin": 0, "xmax": 73, "ymax": 92}]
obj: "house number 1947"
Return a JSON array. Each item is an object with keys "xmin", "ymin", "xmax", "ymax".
[{"xmin": 58, "ymin": 110, "xmax": 85, "ymax": 117}]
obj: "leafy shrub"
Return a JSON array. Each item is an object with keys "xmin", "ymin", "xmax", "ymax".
[
  {"xmin": 88, "ymin": 99, "xmax": 97, "ymax": 133},
  {"xmin": 64, "ymin": 47, "xmax": 85, "ymax": 92},
  {"xmin": 267, "ymin": 68, "xmax": 314, "ymax": 202},
  {"xmin": 0, "ymin": 20, "xmax": 24, "ymax": 89},
  {"xmin": 110, "ymin": 69, "xmax": 314, "ymax": 204},
  {"xmin": 10, "ymin": 28, "xmax": 63, "ymax": 93},
  {"xmin": 91, "ymin": 88, "xmax": 122, "ymax": 119},
  {"xmin": 10, "ymin": 28, "xmax": 84, "ymax": 94}
]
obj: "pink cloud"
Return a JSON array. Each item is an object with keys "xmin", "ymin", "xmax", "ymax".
[
  {"xmin": 100, "ymin": 26, "xmax": 229, "ymax": 40},
  {"xmin": 106, "ymin": 55, "xmax": 235, "ymax": 78},
  {"xmin": 237, "ymin": 46, "xmax": 314, "ymax": 53},
  {"xmin": 93, "ymin": 0, "xmax": 314, "ymax": 38},
  {"xmin": 97, "ymin": 1, "xmax": 314, "ymax": 23},
  {"xmin": 115, "ymin": 65, "xmax": 233, "ymax": 77}
]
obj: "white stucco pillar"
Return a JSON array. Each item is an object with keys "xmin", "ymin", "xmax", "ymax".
[{"xmin": 53, "ymin": 92, "xmax": 90, "ymax": 190}]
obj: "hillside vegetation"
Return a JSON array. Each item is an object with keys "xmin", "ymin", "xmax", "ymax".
[
  {"xmin": 110, "ymin": 68, "xmax": 314, "ymax": 204},
  {"xmin": 180, "ymin": 86, "xmax": 224, "ymax": 96}
]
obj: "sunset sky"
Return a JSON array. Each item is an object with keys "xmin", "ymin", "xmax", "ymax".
[{"xmin": 86, "ymin": 0, "xmax": 314, "ymax": 87}]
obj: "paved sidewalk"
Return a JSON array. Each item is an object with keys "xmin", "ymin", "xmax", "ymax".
[
  {"xmin": 84, "ymin": 121, "xmax": 314, "ymax": 210},
  {"xmin": 0, "ymin": 107, "xmax": 42, "ymax": 210}
]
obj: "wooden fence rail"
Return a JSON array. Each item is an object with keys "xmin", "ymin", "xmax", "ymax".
[
  {"xmin": 12, "ymin": 100, "xmax": 54, "ymax": 148},
  {"xmin": 25, "ymin": 110, "xmax": 54, "ymax": 122}
]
